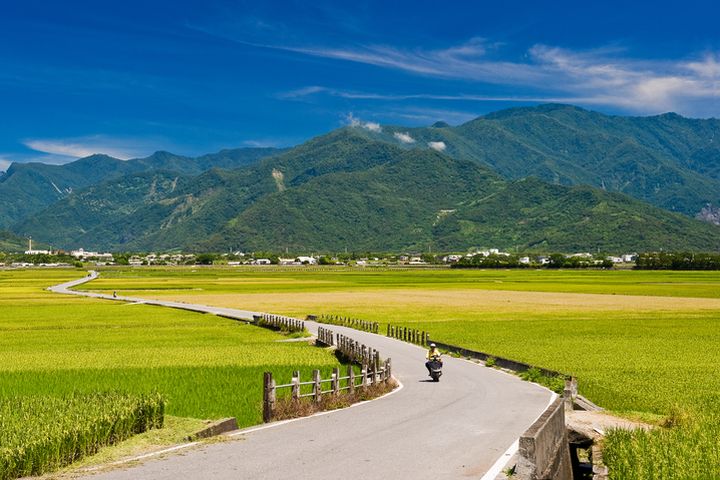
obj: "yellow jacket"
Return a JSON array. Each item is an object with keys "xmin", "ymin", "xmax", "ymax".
[{"xmin": 426, "ymin": 347, "xmax": 441, "ymax": 360}]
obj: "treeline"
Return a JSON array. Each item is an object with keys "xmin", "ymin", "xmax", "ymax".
[
  {"xmin": 452, "ymin": 254, "xmax": 613, "ymax": 269},
  {"xmin": 635, "ymin": 252, "xmax": 720, "ymax": 270},
  {"xmin": 0, "ymin": 252, "xmax": 82, "ymax": 266}
]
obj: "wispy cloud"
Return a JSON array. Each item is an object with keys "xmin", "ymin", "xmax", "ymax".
[
  {"xmin": 393, "ymin": 132, "xmax": 415, "ymax": 144},
  {"xmin": 428, "ymin": 141, "xmax": 446, "ymax": 152},
  {"xmin": 281, "ymin": 85, "xmax": 594, "ymax": 104},
  {"xmin": 22, "ymin": 135, "xmax": 173, "ymax": 162},
  {"xmin": 272, "ymin": 38, "xmax": 720, "ymax": 116},
  {"xmin": 241, "ymin": 139, "xmax": 286, "ymax": 148},
  {"xmin": 0, "ymin": 157, "xmax": 12, "ymax": 172}
]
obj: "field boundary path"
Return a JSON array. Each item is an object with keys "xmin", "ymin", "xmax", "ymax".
[{"xmin": 49, "ymin": 272, "xmax": 554, "ymax": 480}]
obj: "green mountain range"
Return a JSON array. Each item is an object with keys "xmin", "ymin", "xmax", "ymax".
[
  {"xmin": 0, "ymin": 147, "xmax": 282, "ymax": 229},
  {"xmin": 3, "ymin": 104, "xmax": 720, "ymax": 252}
]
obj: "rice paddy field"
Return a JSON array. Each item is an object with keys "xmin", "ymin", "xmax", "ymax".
[
  {"xmin": 0, "ymin": 268, "xmax": 347, "ymax": 477},
  {"xmin": 84, "ymin": 266, "xmax": 720, "ymax": 479}
]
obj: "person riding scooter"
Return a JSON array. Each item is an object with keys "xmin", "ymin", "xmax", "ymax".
[{"xmin": 425, "ymin": 343, "xmax": 442, "ymax": 376}]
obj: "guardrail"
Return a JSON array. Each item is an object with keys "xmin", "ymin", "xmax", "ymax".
[
  {"xmin": 263, "ymin": 326, "xmax": 392, "ymax": 422},
  {"xmin": 310, "ymin": 314, "xmax": 379, "ymax": 334},
  {"xmin": 387, "ymin": 323, "xmax": 429, "ymax": 346},
  {"xmin": 253, "ymin": 313, "xmax": 305, "ymax": 333}
]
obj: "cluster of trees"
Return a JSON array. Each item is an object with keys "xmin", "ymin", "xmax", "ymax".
[
  {"xmin": 546, "ymin": 254, "xmax": 613, "ymax": 269},
  {"xmin": 0, "ymin": 252, "xmax": 82, "ymax": 267},
  {"xmin": 635, "ymin": 252, "xmax": 720, "ymax": 270},
  {"xmin": 452, "ymin": 254, "xmax": 613, "ymax": 269}
]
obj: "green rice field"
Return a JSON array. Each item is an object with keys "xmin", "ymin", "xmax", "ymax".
[
  {"xmin": 0, "ymin": 269, "xmax": 344, "ymax": 425},
  {"xmin": 6, "ymin": 266, "xmax": 720, "ymax": 478},
  {"xmin": 85, "ymin": 266, "xmax": 720, "ymax": 479},
  {"xmin": 86, "ymin": 266, "xmax": 720, "ymax": 415}
]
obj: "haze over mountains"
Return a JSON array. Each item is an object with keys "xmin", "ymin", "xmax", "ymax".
[{"xmin": 2, "ymin": 104, "xmax": 719, "ymax": 253}]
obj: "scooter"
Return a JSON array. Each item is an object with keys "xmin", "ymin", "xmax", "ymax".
[{"xmin": 427, "ymin": 357, "xmax": 443, "ymax": 382}]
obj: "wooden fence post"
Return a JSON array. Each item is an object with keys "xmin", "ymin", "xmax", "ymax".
[
  {"xmin": 292, "ymin": 370, "xmax": 300, "ymax": 400},
  {"xmin": 361, "ymin": 365, "xmax": 368, "ymax": 389},
  {"xmin": 313, "ymin": 369, "xmax": 321, "ymax": 403},
  {"xmin": 332, "ymin": 367, "xmax": 340, "ymax": 395},
  {"xmin": 348, "ymin": 365, "xmax": 355, "ymax": 394},
  {"xmin": 263, "ymin": 372, "xmax": 275, "ymax": 422}
]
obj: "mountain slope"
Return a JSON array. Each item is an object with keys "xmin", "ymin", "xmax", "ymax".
[
  {"xmin": 371, "ymin": 104, "xmax": 720, "ymax": 216},
  {"xmin": 433, "ymin": 177, "xmax": 720, "ymax": 252},
  {"xmin": 8, "ymin": 106, "xmax": 720, "ymax": 252},
  {"xmin": 205, "ymin": 148, "xmax": 504, "ymax": 251},
  {"xmin": 0, "ymin": 147, "xmax": 282, "ymax": 229}
]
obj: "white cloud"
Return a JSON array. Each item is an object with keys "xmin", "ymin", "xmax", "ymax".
[
  {"xmin": 276, "ymin": 85, "xmax": 327, "ymax": 99},
  {"xmin": 345, "ymin": 113, "xmax": 382, "ymax": 132},
  {"xmin": 272, "ymin": 38, "xmax": 720, "ymax": 116},
  {"xmin": 394, "ymin": 132, "xmax": 416, "ymax": 144},
  {"xmin": 22, "ymin": 135, "xmax": 174, "ymax": 162},
  {"xmin": 428, "ymin": 141, "xmax": 446, "ymax": 152},
  {"xmin": 0, "ymin": 158, "xmax": 12, "ymax": 172},
  {"xmin": 364, "ymin": 121, "xmax": 381, "ymax": 132},
  {"xmin": 24, "ymin": 139, "xmax": 112, "ymax": 159}
]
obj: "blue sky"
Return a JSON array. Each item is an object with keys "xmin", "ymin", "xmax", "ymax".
[{"xmin": 1, "ymin": 0, "xmax": 719, "ymax": 169}]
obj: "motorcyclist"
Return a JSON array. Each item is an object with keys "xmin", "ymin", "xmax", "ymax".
[{"xmin": 425, "ymin": 343, "xmax": 442, "ymax": 376}]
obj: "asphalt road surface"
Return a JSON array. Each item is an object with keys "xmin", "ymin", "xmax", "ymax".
[{"xmin": 49, "ymin": 272, "xmax": 554, "ymax": 479}]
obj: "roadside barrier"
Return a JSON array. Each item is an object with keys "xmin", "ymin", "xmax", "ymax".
[
  {"xmin": 386, "ymin": 323, "xmax": 429, "ymax": 346},
  {"xmin": 253, "ymin": 313, "xmax": 305, "ymax": 333},
  {"xmin": 263, "ymin": 327, "xmax": 392, "ymax": 422},
  {"xmin": 311, "ymin": 314, "xmax": 379, "ymax": 334}
]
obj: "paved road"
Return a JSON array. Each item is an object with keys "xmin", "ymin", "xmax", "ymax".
[{"xmin": 50, "ymin": 273, "xmax": 554, "ymax": 479}]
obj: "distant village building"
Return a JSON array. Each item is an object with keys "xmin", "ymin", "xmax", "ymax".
[
  {"xmin": 70, "ymin": 248, "xmax": 114, "ymax": 261},
  {"xmin": 24, "ymin": 238, "xmax": 50, "ymax": 255},
  {"xmin": 253, "ymin": 258, "xmax": 272, "ymax": 265},
  {"xmin": 296, "ymin": 256, "xmax": 317, "ymax": 265}
]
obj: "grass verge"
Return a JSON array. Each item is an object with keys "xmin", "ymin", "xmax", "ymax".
[{"xmin": 271, "ymin": 379, "xmax": 398, "ymax": 422}]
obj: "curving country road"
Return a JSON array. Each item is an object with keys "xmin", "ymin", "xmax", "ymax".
[{"xmin": 49, "ymin": 272, "xmax": 554, "ymax": 480}]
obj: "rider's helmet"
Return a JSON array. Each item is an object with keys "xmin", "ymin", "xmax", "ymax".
[{"xmin": 430, "ymin": 343, "xmax": 436, "ymax": 348}]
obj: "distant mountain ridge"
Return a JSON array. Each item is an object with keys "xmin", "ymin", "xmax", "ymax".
[
  {"xmin": 0, "ymin": 147, "xmax": 284, "ymax": 228},
  {"xmin": 4, "ymin": 104, "xmax": 720, "ymax": 252},
  {"xmin": 367, "ymin": 104, "xmax": 720, "ymax": 216}
]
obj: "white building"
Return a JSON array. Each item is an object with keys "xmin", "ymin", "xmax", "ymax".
[
  {"xmin": 296, "ymin": 256, "xmax": 317, "ymax": 265},
  {"xmin": 24, "ymin": 238, "xmax": 50, "ymax": 255},
  {"xmin": 71, "ymin": 248, "xmax": 114, "ymax": 261}
]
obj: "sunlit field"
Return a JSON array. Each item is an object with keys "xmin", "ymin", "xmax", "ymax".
[
  {"xmin": 84, "ymin": 265, "xmax": 720, "ymax": 479},
  {"xmin": 0, "ymin": 269, "xmax": 343, "ymax": 426},
  {"xmin": 86, "ymin": 266, "xmax": 720, "ymax": 416}
]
